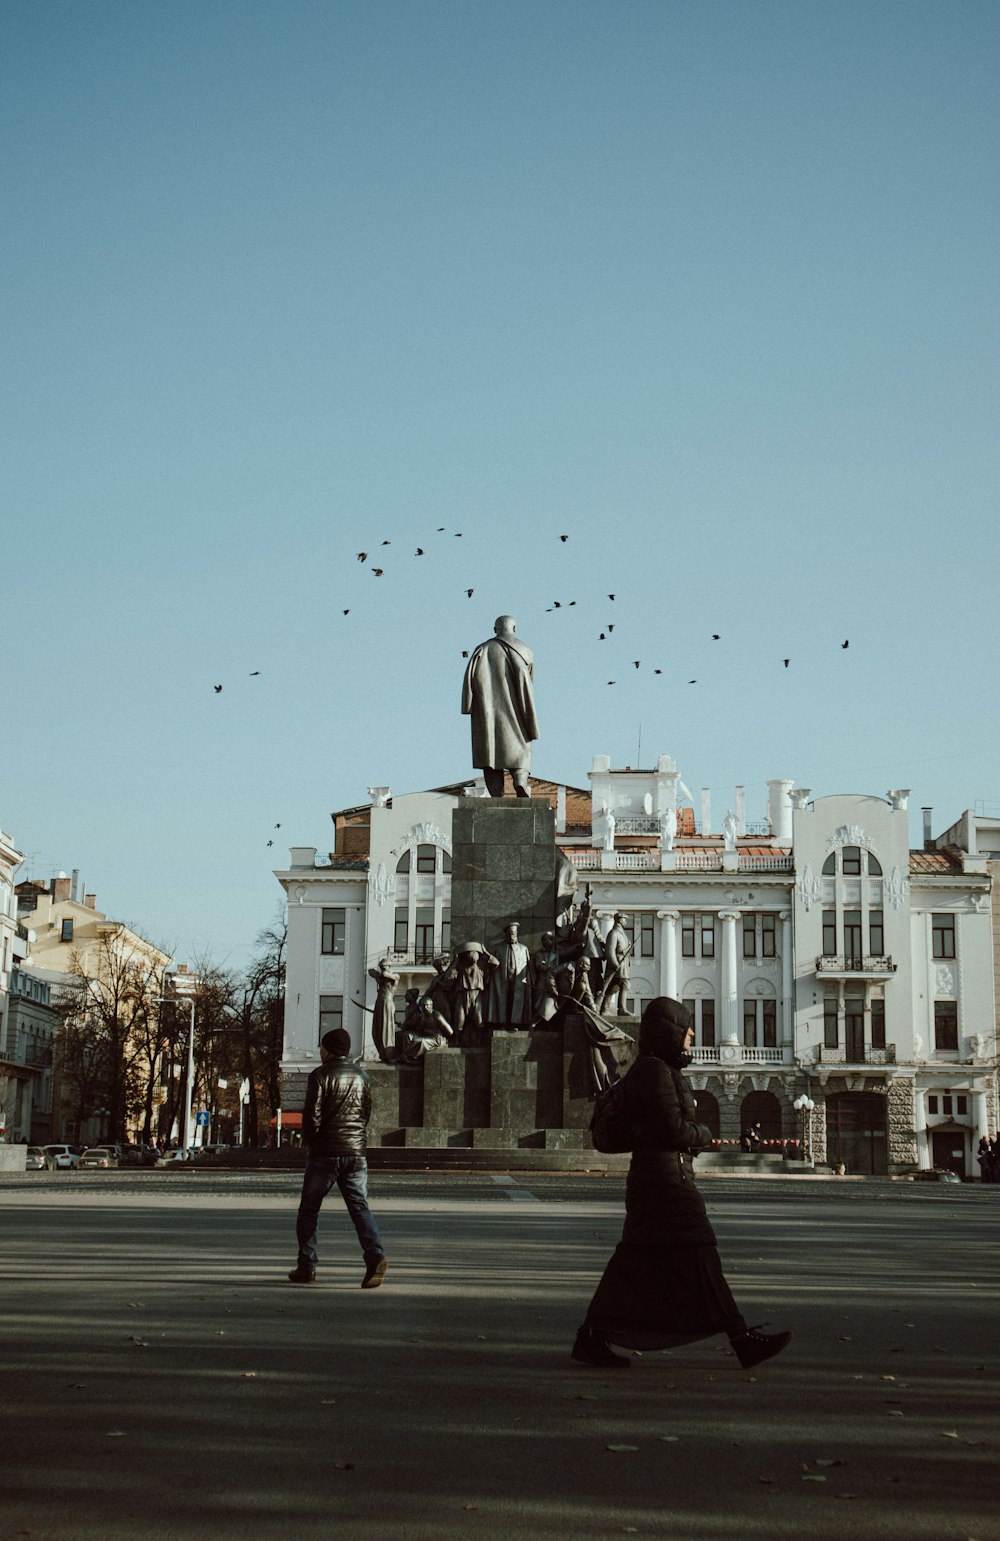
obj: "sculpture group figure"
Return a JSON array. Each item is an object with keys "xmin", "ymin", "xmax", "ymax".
[{"xmin": 366, "ymin": 884, "xmax": 633, "ymax": 1087}]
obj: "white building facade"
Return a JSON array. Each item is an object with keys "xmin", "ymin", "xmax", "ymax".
[{"xmin": 275, "ymin": 760, "xmax": 998, "ymax": 1176}]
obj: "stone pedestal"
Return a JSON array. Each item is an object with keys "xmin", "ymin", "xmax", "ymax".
[
  {"xmin": 489, "ymin": 1030, "xmax": 565, "ymax": 1130},
  {"xmin": 450, "ymin": 798, "xmax": 558, "ymax": 958}
]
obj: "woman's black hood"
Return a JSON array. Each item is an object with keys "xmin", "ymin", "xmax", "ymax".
[{"xmin": 639, "ymin": 997, "xmax": 694, "ymax": 1068}]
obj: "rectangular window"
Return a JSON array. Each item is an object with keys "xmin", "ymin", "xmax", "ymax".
[
  {"xmin": 762, "ymin": 999, "xmax": 777, "ymax": 1048},
  {"xmin": 743, "ymin": 1002, "xmax": 757, "ymax": 1048},
  {"xmin": 681, "ymin": 914, "xmax": 695, "ymax": 958},
  {"xmin": 869, "ymin": 909, "xmax": 884, "ymax": 956},
  {"xmin": 957, "ymin": 1095, "xmax": 967, "ymax": 1115},
  {"xmin": 845, "ymin": 993, "xmax": 864, "ymax": 1060},
  {"xmin": 823, "ymin": 996, "xmax": 839, "ymax": 1049},
  {"xmin": 318, "ymin": 995, "xmax": 343, "ymax": 1041},
  {"xmin": 702, "ymin": 1000, "xmax": 716, "ymax": 1047},
  {"xmin": 942, "ymin": 1095, "xmax": 953, "ymax": 1115},
  {"xmin": 843, "ymin": 911, "xmax": 863, "ymax": 961},
  {"xmin": 871, "ymin": 998, "xmax": 886, "ymax": 1049},
  {"xmin": 822, "ymin": 911, "xmax": 837, "ymax": 955},
  {"xmin": 393, "ymin": 906, "xmax": 408, "ymax": 952},
  {"xmin": 60, "ymin": 918, "xmax": 74, "ymax": 943},
  {"xmin": 761, "ymin": 914, "xmax": 776, "ymax": 958},
  {"xmin": 414, "ymin": 907, "xmax": 434, "ymax": 964},
  {"xmin": 932, "ymin": 914, "xmax": 956, "ymax": 960},
  {"xmin": 416, "ymin": 844, "xmax": 436, "ymax": 874},
  {"xmin": 440, "ymin": 908, "xmax": 451, "ymax": 955},
  {"xmin": 320, "ymin": 908, "xmax": 346, "ymax": 956},
  {"xmin": 842, "ymin": 847, "xmax": 862, "ymax": 875},
  {"xmin": 927, "ymin": 1094, "xmax": 939, "ymax": 1114},
  {"xmin": 934, "ymin": 1001, "xmax": 958, "ymax": 1051},
  {"xmin": 743, "ymin": 914, "xmax": 756, "ymax": 959},
  {"xmin": 700, "ymin": 916, "xmax": 715, "ymax": 959},
  {"xmin": 639, "ymin": 914, "xmax": 655, "ymax": 958}
]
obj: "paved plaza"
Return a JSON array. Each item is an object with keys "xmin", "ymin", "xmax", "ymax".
[{"xmin": 1, "ymin": 1171, "xmax": 997, "ymax": 1541}]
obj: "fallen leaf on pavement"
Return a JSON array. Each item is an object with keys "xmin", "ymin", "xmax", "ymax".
[
  {"xmin": 607, "ymin": 1444, "xmax": 639, "ymax": 1453},
  {"xmin": 802, "ymin": 1475, "xmax": 827, "ymax": 1482},
  {"xmin": 658, "ymin": 1435, "xmax": 680, "ymax": 1442},
  {"xmin": 887, "ymin": 1410, "xmax": 904, "ymax": 1418},
  {"xmin": 814, "ymin": 1459, "xmax": 844, "ymax": 1467},
  {"xmin": 940, "ymin": 1431, "xmax": 959, "ymax": 1439},
  {"xmin": 242, "ymin": 1372, "xmax": 257, "ymax": 1378}
]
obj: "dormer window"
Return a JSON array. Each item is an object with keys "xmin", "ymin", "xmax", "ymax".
[{"xmin": 60, "ymin": 918, "xmax": 74, "ymax": 943}]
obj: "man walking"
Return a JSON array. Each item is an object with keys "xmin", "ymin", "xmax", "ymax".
[{"xmin": 289, "ymin": 1027, "xmax": 388, "ymax": 1288}]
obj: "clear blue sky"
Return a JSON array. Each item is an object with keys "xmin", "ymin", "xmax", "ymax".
[{"xmin": 5, "ymin": 1, "xmax": 999, "ymax": 968}]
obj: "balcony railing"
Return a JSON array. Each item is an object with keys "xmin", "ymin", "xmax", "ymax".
[
  {"xmin": 815, "ymin": 955, "xmax": 897, "ymax": 975},
  {"xmin": 613, "ymin": 816, "xmax": 661, "ymax": 836},
  {"xmin": 690, "ymin": 1045, "xmax": 786, "ymax": 1064},
  {"xmin": 386, "ymin": 949, "xmax": 438, "ymax": 967},
  {"xmin": 565, "ymin": 848, "xmax": 793, "ymax": 872},
  {"xmin": 817, "ymin": 1044, "xmax": 897, "ymax": 1065}
]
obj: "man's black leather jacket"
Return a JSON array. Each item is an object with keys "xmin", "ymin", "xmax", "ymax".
[{"xmin": 301, "ymin": 1054, "xmax": 372, "ymax": 1157}]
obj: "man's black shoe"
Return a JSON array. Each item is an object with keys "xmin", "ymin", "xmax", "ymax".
[
  {"xmin": 731, "ymin": 1327, "xmax": 792, "ymax": 1369},
  {"xmin": 362, "ymin": 1256, "xmax": 388, "ymax": 1289},
  {"xmin": 571, "ymin": 1325, "xmax": 630, "ymax": 1368},
  {"xmin": 287, "ymin": 1263, "xmax": 317, "ymax": 1284}
]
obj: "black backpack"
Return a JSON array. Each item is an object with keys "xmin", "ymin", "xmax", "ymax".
[{"xmin": 590, "ymin": 1074, "xmax": 633, "ymax": 1154}]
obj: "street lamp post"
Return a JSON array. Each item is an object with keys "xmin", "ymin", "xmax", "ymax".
[
  {"xmin": 156, "ymin": 993, "xmax": 196, "ymax": 1151},
  {"xmin": 793, "ymin": 1093, "xmax": 815, "ymax": 1165}
]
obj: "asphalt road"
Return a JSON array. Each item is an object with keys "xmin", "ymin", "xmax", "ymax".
[{"xmin": 1, "ymin": 1171, "xmax": 997, "ymax": 1541}]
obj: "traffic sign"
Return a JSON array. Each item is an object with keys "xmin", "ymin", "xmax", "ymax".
[{"xmin": 195, "ymin": 1110, "xmax": 210, "ymax": 1127}]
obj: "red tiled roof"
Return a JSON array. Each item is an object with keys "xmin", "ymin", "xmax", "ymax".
[{"xmin": 909, "ymin": 849, "xmax": 963, "ymax": 873}]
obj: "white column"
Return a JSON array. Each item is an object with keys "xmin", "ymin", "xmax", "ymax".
[
  {"xmin": 719, "ymin": 909, "xmax": 741, "ymax": 1041},
  {"xmin": 913, "ymin": 1086, "xmax": 930, "ymax": 1169},
  {"xmin": 657, "ymin": 910, "xmax": 680, "ymax": 997},
  {"xmin": 973, "ymin": 1086, "xmax": 989, "ymax": 1140},
  {"xmin": 780, "ymin": 910, "xmax": 793, "ymax": 1050}
]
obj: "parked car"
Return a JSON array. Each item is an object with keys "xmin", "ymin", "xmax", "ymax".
[
  {"xmin": 120, "ymin": 1144, "xmax": 161, "ymax": 1167},
  {"xmin": 915, "ymin": 1167, "xmax": 963, "ymax": 1184},
  {"xmin": 25, "ymin": 1146, "xmax": 47, "ymax": 1170},
  {"xmin": 42, "ymin": 1144, "xmax": 81, "ymax": 1171},
  {"xmin": 162, "ymin": 1147, "xmax": 197, "ymax": 1163},
  {"xmin": 79, "ymin": 1147, "xmax": 120, "ymax": 1170}
]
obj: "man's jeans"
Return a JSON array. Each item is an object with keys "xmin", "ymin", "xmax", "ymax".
[{"xmin": 295, "ymin": 1154, "xmax": 384, "ymax": 1268}]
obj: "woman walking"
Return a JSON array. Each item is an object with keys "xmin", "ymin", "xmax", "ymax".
[{"xmin": 572, "ymin": 997, "xmax": 792, "ymax": 1371}]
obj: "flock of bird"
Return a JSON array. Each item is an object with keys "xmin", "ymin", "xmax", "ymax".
[{"xmin": 206, "ymin": 524, "xmax": 852, "ymax": 844}]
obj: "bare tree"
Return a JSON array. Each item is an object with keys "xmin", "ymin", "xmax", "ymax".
[
  {"xmin": 59, "ymin": 927, "xmax": 162, "ymax": 1142},
  {"xmin": 232, "ymin": 916, "xmax": 286, "ymax": 1147}
]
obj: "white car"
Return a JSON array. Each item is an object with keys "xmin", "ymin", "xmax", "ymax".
[
  {"xmin": 42, "ymin": 1144, "xmax": 81, "ymax": 1171},
  {"xmin": 26, "ymin": 1146, "xmax": 47, "ymax": 1170}
]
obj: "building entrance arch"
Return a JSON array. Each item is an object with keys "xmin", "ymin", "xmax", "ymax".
[
  {"xmin": 825, "ymin": 1091, "xmax": 887, "ymax": 1176},
  {"xmin": 740, "ymin": 1090, "xmax": 783, "ymax": 1145}
]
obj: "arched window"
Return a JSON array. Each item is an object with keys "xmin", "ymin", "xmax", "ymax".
[
  {"xmin": 822, "ymin": 852, "xmax": 835, "ymax": 875},
  {"xmin": 867, "ymin": 852, "xmax": 882, "ymax": 875},
  {"xmin": 395, "ymin": 851, "xmax": 410, "ymax": 874}
]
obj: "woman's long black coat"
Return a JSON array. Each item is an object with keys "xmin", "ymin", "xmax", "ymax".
[{"xmin": 622, "ymin": 1051, "xmax": 716, "ymax": 1246}]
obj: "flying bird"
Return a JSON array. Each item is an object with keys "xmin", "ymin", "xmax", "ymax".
[
  {"xmin": 599, "ymin": 633, "xmax": 606, "ymax": 640},
  {"xmin": 357, "ymin": 552, "xmax": 368, "ymax": 562},
  {"xmin": 607, "ymin": 624, "xmax": 614, "ymax": 633},
  {"xmin": 437, "ymin": 527, "xmax": 445, "ymax": 531},
  {"xmin": 266, "ymin": 840, "xmax": 273, "ymax": 847},
  {"xmin": 607, "ymin": 680, "xmax": 616, "ymax": 686},
  {"xmin": 416, "ymin": 548, "xmax": 424, "ymax": 556},
  {"xmin": 711, "ymin": 634, "xmax": 720, "ymax": 641},
  {"xmin": 783, "ymin": 658, "xmax": 790, "ymax": 668},
  {"xmin": 372, "ymin": 568, "xmax": 384, "ymax": 577},
  {"xmin": 214, "ymin": 685, "xmax": 223, "ymax": 693},
  {"xmin": 553, "ymin": 601, "xmax": 562, "ymax": 608},
  {"xmin": 381, "ymin": 539, "xmax": 390, "ymax": 546},
  {"xmin": 462, "ymin": 650, "xmax": 469, "ymax": 658},
  {"xmin": 654, "ymin": 669, "xmax": 662, "ymax": 675},
  {"xmin": 608, "ymin": 594, "xmax": 615, "ymax": 600},
  {"xmin": 688, "ymin": 679, "xmax": 697, "ymax": 684},
  {"xmin": 633, "ymin": 661, "xmax": 641, "ymax": 669},
  {"xmin": 560, "ymin": 534, "xmax": 569, "ymax": 542},
  {"xmin": 249, "ymin": 671, "xmax": 261, "ymax": 676},
  {"xmin": 454, "ymin": 532, "xmax": 463, "ymax": 537},
  {"xmin": 842, "ymin": 640, "xmax": 850, "ymax": 649},
  {"xmin": 343, "ymin": 609, "xmax": 350, "ymax": 615},
  {"xmin": 466, "ymin": 588, "xmax": 474, "ymax": 597},
  {"xmin": 274, "ymin": 823, "xmax": 281, "ymax": 829}
]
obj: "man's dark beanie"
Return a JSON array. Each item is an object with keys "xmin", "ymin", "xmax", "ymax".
[{"xmin": 321, "ymin": 1027, "xmax": 352, "ymax": 1057}]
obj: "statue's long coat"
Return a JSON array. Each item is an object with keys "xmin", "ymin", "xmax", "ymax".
[{"xmin": 461, "ymin": 635, "xmax": 539, "ymax": 772}]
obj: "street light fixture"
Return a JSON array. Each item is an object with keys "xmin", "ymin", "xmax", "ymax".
[
  {"xmin": 793, "ymin": 1093, "xmax": 815, "ymax": 1164},
  {"xmin": 155, "ymin": 991, "xmax": 196, "ymax": 1151}
]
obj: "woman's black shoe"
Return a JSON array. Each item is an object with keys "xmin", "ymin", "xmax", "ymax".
[
  {"xmin": 571, "ymin": 1326, "xmax": 631, "ymax": 1368},
  {"xmin": 731, "ymin": 1327, "xmax": 791, "ymax": 1368},
  {"xmin": 287, "ymin": 1263, "xmax": 317, "ymax": 1284}
]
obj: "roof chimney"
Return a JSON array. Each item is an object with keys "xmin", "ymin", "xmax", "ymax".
[
  {"xmin": 922, "ymin": 807, "xmax": 933, "ymax": 850},
  {"xmin": 52, "ymin": 875, "xmax": 72, "ymax": 902}
]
